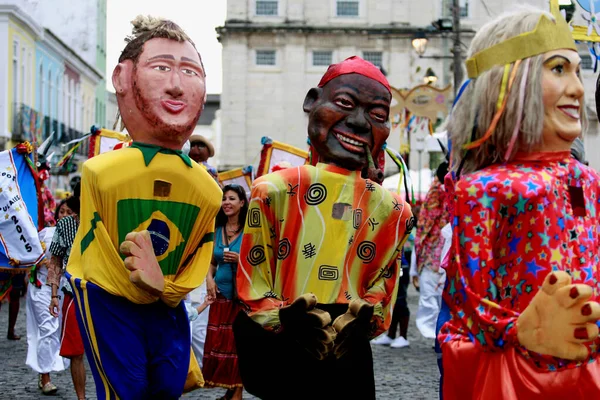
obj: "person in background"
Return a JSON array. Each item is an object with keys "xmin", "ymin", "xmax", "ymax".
[
  {"xmin": 412, "ymin": 162, "xmax": 450, "ymax": 341},
  {"xmin": 189, "ymin": 134, "xmax": 219, "ymax": 181},
  {"xmin": 26, "ymin": 201, "xmax": 75, "ymax": 394},
  {"xmin": 47, "ymin": 184, "xmax": 86, "ymax": 400},
  {"xmin": 204, "ymin": 184, "xmax": 248, "ymax": 400}
]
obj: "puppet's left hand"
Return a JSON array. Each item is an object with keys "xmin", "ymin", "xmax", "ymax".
[
  {"xmin": 332, "ymin": 299, "xmax": 374, "ymax": 359},
  {"xmin": 120, "ymin": 230, "xmax": 164, "ymax": 296}
]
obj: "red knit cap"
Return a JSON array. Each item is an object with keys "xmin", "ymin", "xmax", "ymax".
[{"xmin": 317, "ymin": 56, "xmax": 391, "ymax": 94}]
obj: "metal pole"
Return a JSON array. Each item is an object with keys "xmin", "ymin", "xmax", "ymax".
[
  {"xmin": 452, "ymin": 0, "xmax": 463, "ymax": 97},
  {"xmin": 418, "ymin": 149, "xmax": 422, "ymax": 197}
]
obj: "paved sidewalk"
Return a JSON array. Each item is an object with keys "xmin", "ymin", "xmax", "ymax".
[{"xmin": 0, "ymin": 285, "xmax": 439, "ymax": 399}]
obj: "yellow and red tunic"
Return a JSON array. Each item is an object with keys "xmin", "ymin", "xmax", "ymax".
[{"xmin": 237, "ymin": 163, "xmax": 413, "ymax": 337}]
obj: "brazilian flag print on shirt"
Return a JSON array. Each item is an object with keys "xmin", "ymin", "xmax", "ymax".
[
  {"xmin": 67, "ymin": 143, "xmax": 222, "ymax": 307},
  {"xmin": 117, "ymin": 200, "xmax": 199, "ymax": 276}
]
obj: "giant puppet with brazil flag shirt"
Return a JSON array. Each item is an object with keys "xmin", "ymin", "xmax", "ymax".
[{"xmin": 66, "ymin": 16, "xmax": 221, "ymax": 400}]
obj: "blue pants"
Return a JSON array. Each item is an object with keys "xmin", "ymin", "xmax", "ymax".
[{"xmin": 69, "ymin": 275, "xmax": 190, "ymax": 400}]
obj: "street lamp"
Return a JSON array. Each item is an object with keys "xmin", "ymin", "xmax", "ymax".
[
  {"xmin": 412, "ymin": 32, "xmax": 428, "ymax": 56},
  {"xmin": 410, "ymin": 0, "xmax": 464, "ymax": 97},
  {"xmin": 424, "ymin": 68, "xmax": 437, "ymax": 84}
]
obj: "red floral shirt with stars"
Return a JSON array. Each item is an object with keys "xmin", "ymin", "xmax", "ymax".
[{"xmin": 440, "ymin": 151, "xmax": 600, "ymax": 371}]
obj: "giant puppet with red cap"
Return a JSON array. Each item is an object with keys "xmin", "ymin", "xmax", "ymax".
[{"xmin": 233, "ymin": 56, "xmax": 413, "ymax": 399}]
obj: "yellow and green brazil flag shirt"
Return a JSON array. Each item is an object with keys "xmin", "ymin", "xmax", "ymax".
[{"xmin": 67, "ymin": 142, "xmax": 222, "ymax": 307}]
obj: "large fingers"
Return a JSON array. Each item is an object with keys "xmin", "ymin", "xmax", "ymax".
[
  {"xmin": 571, "ymin": 323, "xmax": 600, "ymax": 344},
  {"xmin": 573, "ymin": 301, "xmax": 600, "ymax": 324},
  {"xmin": 541, "ymin": 271, "xmax": 572, "ymax": 296},
  {"xmin": 555, "ymin": 284, "xmax": 593, "ymax": 309},
  {"xmin": 123, "ymin": 256, "xmax": 140, "ymax": 271},
  {"xmin": 306, "ymin": 309, "xmax": 332, "ymax": 328},
  {"xmin": 280, "ymin": 294, "xmax": 318, "ymax": 321},
  {"xmin": 348, "ymin": 299, "xmax": 374, "ymax": 320},
  {"xmin": 332, "ymin": 312, "xmax": 355, "ymax": 333},
  {"xmin": 120, "ymin": 240, "xmax": 142, "ymax": 258},
  {"xmin": 557, "ymin": 341, "xmax": 592, "ymax": 361}
]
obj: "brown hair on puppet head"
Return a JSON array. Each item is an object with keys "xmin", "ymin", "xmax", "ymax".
[{"xmin": 119, "ymin": 16, "xmax": 204, "ymax": 71}]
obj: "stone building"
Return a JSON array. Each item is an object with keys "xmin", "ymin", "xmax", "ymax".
[{"xmin": 217, "ymin": 0, "xmax": 600, "ymax": 173}]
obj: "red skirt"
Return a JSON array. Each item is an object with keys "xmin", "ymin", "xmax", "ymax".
[
  {"xmin": 442, "ymin": 340, "xmax": 600, "ymax": 399},
  {"xmin": 202, "ymin": 294, "xmax": 243, "ymax": 388},
  {"xmin": 60, "ymin": 293, "xmax": 85, "ymax": 358}
]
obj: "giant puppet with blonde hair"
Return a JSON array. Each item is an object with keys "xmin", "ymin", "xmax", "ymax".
[
  {"xmin": 65, "ymin": 16, "xmax": 222, "ymax": 399},
  {"xmin": 439, "ymin": 6, "xmax": 600, "ymax": 399}
]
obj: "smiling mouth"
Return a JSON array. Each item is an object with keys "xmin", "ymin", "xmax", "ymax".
[
  {"xmin": 558, "ymin": 105, "xmax": 580, "ymax": 120},
  {"xmin": 333, "ymin": 130, "xmax": 368, "ymax": 154},
  {"xmin": 161, "ymin": 100, "xmax": 186, "ymax": 114}
]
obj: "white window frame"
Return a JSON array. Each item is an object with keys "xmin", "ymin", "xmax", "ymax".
[
  {"xmin": 333, "ymin": 0, "xmax": 362, "ymax": 18},
  {"xmin": 362, "ymin": 51, "xmax": 384, "ymax": 69},
  {"xmin": 330, "ymin": 0, "xmax": 366, "ymax": 23},
  {"xmin": 253, "ymin": 49, "xmax": 279, "ymax": 68},
  {"xmin": 251, "ymin": 48, "xmax": 282, "ymax": 72},
  {"xmin": 254, "ymin": 0, "xmax": 279, "ymax": 16},
  {"xmin": 39, "ymin": 63, "xmax": 44, "ymax": 114},
  {"xmin": 20, "ymin": 47, "xmax": 26, "ymax": 107},
  {"xmin": 459, "ymin": 0, "xmax": 470, "ymax": 18},
  {"xmin": 12, "ymin": 40, "xmax": 19, "ymax": 106}
]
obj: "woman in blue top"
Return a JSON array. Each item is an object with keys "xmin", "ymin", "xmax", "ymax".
[{"xmin": 204, "ymin": 184, "xmax": 248, "ymax": 400}]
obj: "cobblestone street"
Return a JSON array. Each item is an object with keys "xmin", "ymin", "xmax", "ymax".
[{"xmin": 0, "ymin": 285, "xmax": 439, "ymax": 399}]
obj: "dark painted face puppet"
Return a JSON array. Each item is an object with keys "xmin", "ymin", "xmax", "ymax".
[{"xmin": 303, "ymin": 56, "xmax": 392, "ymax": 181}]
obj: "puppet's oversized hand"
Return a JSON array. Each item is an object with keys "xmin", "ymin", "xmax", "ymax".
[
  {"xmin": 332, "ymin": 299, "xmax": 374, "ymax": 359},
  {"xmin": 517, "ymin": 271, "xmax": 600, "ymax": 361},
  {"xmin": 120, "ymin": 230, "xmax": 164, "ymax": 296},
  {"xmin": 279, "ymin": 294, "xmax": 336, "ymax": 360}
]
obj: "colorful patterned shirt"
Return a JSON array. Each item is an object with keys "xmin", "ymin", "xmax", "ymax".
[
  {"xmin": 439, "ymin": 151, "xmax": 600, "ymax": 371},
  {"xmin": 415, "ymin": 180, "xmax": 451, "ymax": 274},
  {"xmin": 237, "ymin": 163, "xmax": 413, "ymax": 337},
  {"xmin": 67, "ymin": 143, "xmax": 222, "ymax": 307}
]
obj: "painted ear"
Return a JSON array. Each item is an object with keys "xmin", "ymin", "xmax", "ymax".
[
  {"xmin": 303, "ymin": 87, "xmax": 322, "ymax": 113},
  {"xmin": 112, "ymin": 61, "xmax": 134, "ymax": 95}
]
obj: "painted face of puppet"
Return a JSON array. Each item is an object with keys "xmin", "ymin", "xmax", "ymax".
[
  {"xmin": 113, "ymin": 38, "xmax": 206, "ymax": 150},
  {"xmin": 540, "ymin": 49, "xmax": 584, "ymax": 152},
  {"xmin": 304, "ymin": 73, "xmax": 391, "ymax": 171}
]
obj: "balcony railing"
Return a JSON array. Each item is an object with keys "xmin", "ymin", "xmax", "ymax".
[{"xmin": 12, "ymin": 102, "xmax": 84, "ymax": 145}]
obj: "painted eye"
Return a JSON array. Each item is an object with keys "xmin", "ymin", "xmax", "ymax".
[
  {"xmin": 551, "ymin": 64, "xmax": 564, "ymax": 74},
  {"xmin": 370, "ymin": 109, "xmax": 388, "ymax": 122},
  {"xmin": 153, "ymin": 65, "xmax": 171, "ymax": 72},
  {"xmin": 335, "ymin": 98, "xmax": 354, "ymax": 108},
  {"xmin": 182, "ymin": 68, "xmax": 198, "ymax": 76}
]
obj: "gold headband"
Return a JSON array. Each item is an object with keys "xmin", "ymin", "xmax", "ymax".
[{"xmin": 466, "ymin": 14, "xmax": 576, "ymax": 79}]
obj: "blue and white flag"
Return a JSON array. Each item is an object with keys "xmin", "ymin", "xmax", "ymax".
[{"xmin": 0, "ymin": 148, "xmax": 43, "ymax": 272}]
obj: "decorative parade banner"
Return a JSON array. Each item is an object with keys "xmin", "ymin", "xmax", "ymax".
[
  {"xmin": 89, "ymin": 126, "xmax": 131, "ymax": 158},
  {"xmin": 0, "ymin": 148, "xmax": 44, "ymax": 272},
  {"xmin": 389, "ymin": 84, "xmax": 452, "ymax": 155},
  {"xmin": 218, "ymin": 166, "xmax": 254, "ymax": 195},
  {"xmin": 551, "ymin": 0, "xmax": 600, "ymax": 69},
  {"xmin": 256, "ymin": 137, "xmax": 309, "ymax": 178}
]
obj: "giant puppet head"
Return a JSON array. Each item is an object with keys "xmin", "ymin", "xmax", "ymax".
[
  {"xmin": 448, "ymin": 9, "xmax": 586, "ymax": 175},
  {"xmin": 112, "ymin": 16, "xmax": 207, "ymax": 151},
  {"xmin": 303, "ymin": 56, "xmax": 392, "ymax": 179}
]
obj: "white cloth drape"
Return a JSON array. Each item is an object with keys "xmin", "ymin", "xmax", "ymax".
[
  {"xmin": 189, "ymin": 281, "xmax": 210, "ymax": 368},
  {"xmin": 26, "ymin": 227, "xmax": 69, "ymax": 373}
]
